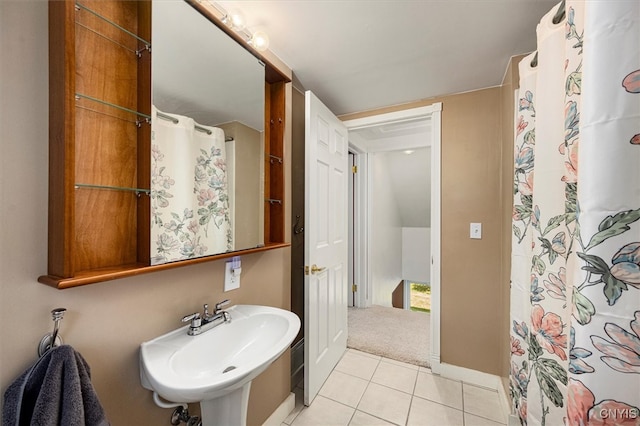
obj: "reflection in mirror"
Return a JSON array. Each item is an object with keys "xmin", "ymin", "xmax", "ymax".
[{"xmin": 151, "ymin": 0, "xmax": 265, "ymax": 265}]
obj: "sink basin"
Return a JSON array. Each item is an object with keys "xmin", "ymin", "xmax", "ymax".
[{"xmin": 140, "ymin": 305, "xmax": 300, "ymax": 425}]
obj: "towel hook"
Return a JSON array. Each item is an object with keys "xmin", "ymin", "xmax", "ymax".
[{"xmin": 37, "ymin": 308, "xmax": 67, "ymax": 357}]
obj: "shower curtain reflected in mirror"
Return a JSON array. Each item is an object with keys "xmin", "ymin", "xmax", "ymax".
[
  {"xmin": 510, "ymin": 1, "xmax": 640, "ymax": 425},
  {"xmin": 150, "ymin": 107, "xmax": 232, "ymax": 265}
]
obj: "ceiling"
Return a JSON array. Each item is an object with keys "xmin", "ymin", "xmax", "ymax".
[
  {"xmin": 218, "ymin": 0, "xmax": 558, "ymax": 116},
  {"xmin": 217, "ymin": 0, "xmax": 558, "ymax": 227},
  {"xmin": 349, "ymin": 117, "xmax": 432, "ymax": 152}
]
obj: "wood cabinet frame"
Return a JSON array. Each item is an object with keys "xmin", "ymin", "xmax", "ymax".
[{"xmin": 40, "ymin": 0, "xmax": 289, "ymax": 289}]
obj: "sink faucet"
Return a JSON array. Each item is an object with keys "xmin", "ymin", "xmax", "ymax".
[{"xmin": 182, "ymin": 300, "xmax": 231, "ymax": 336}]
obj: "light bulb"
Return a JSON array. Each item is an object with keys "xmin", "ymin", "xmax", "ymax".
[
  {"xmin": 229, "ymin": 12, "xmax": 245, "ymax": 30},
  {"xmin": 223, "ymin": 11, "xmax": 245, "ymax": 31},
  {"xmin": 250, "ymin": 30, "xmax": 269, "ymax": 52}
]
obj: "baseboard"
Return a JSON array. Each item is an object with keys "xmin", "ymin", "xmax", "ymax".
[
  {"xmin": 436, "ymin": 363, "xmax": 511, "ymax": 422},
  {"xmin": 438, "ymin": 362, "xmax": 501, "ymax": 389},
  {"xmin": 497, "ymin": 377, "xmax": 514, "ymax": 423},
  {"xmin": 430, "ymin": 353, "xmax": 441, "ymax": 374},
  {"xmin": 262, "ymin": 392, "xmax": 296, "ymax": 426}
]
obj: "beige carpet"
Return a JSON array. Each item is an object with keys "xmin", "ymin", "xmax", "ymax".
[{"xmin": 347, "ymin": 305, "xmax": 431, "ymax": 367}]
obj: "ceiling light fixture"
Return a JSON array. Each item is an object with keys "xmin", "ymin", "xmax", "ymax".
[
  {"xmin": 249, "ymin": 30, "xmax": 270, "ymax": 52},
  {"xmin": 404, "ymin": 150, "xmax": 414, "ymax": 155},
  {"xmin": 206, "ymin": 1, "xmax": 270, "ymax": 53},
  {"xmin": 222, "ymin": 11, "xmax": 245, "ymax": 31}
]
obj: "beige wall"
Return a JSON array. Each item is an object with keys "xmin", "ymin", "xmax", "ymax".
[
  {"xmin": 218, "ymin": 121, "xmax": 265, "ymax": 249},
  {"xmin": 0, "ymin": 2, "xmax": 292, "ymax": 425},
  {"xmin": 438, "ymin": 88, "xmax": 505, "ymax": 375},
  {"xmin": 341, "ymin": 86, "xmax": 511, "ymax": 376}
]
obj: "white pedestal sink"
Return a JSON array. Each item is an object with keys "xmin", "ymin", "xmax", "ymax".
[{"xmin": 140, "ymin": 305, "xmax": 300, "ymax": 426}]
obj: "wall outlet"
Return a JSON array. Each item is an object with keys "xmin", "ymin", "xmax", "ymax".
[
  {"xmin": 470, "ymin": 223, "xmax": 482, "ymax": 239},
  {"xmin": 224, "ymin": 256, "xmax": 241, "ymax": 291}
]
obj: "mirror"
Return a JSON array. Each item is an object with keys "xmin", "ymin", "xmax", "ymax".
[{"xmin": 151, "ymin": 0, "xmax": 265, "ymax": 265}]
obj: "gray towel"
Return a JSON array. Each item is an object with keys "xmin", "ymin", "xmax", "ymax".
[{"xmin": 3, "ymin": 345, "xmax": 109, "ymax": 426}]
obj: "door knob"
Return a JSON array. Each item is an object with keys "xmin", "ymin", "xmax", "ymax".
[
  {"xmin": 310, "ymin": 264, "xmax": 326, "ymax": 274},
  {"xmin": 305, "ymin": 264, "xmax": 327, "ymax": 275}
]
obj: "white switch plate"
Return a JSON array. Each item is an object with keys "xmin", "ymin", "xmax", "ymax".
[
  {"xmin": 470, "ymin": 223, "xmax": 482, "ymax": 239},
  {"xmin": 224, "ymin": 261, "xmax": 241, "ymax": 291}
]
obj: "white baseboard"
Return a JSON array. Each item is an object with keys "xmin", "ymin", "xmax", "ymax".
[
  {"xmin": 497, "ymin": 378, "xmax": 514, "ymax": 423},
  {"xmin": 435, "ymin": 362, "xmax": 512, "ymax": 423},
  {"xmin": 262, "ymin": 392, "xmax": 296, "ymax": 426},
  {"xmin": 430, "ymin": 353, "xmax": 442, "ymax": 374},
  {"xmin": 438, "ymin": 362, "xmax": 501, "ymax": 389}
]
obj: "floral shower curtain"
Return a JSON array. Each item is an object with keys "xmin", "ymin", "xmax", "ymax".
[
  {"xmin": 510, "ymin": 1, "xmax": 640, "ymax": 425},
  {"xmin": 150, "ymin": 107, "xmax": 232, "ymax": 265}
]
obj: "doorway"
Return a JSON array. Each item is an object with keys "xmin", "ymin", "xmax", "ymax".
[
  {"xmin": 343, "ymin": 104, "xmax": 442, "ymax": 370},
  {"xmin": 289, "ymin": 99, "xmax": 443, "ymax": 393}
]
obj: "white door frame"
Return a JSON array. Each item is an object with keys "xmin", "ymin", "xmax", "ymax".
[
  {"xmin": 347, "ymin": 143, "xmax": 369, "ymax": 309},
  {"xmin": 343, "ymin": 103, "xmax": 442, "ymax": 372}
]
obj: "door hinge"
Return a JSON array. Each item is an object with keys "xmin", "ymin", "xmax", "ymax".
[
  {"xmin": 352, "ymin": 165, "xmax": 357, "ymax": 173},
  {"xmin": 352, "ymin": 284, "xmax": 358, "ymax": 292}
]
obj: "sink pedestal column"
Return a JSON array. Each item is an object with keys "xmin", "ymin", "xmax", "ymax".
[{"xmin": 200, "ymin": 382, "xmax": 251, "ymax": 426}]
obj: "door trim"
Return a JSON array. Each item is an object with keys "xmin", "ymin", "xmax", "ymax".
[
  {"xmin": 342, "ymin": 103, "xmax": 442, "ymax": 372},
  {"xmin": 347, "ymin": 143, "xmax": 368, "ymax": 308}
]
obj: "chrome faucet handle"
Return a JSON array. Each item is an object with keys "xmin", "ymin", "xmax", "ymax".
[
  {"xmin": 182, "ymin": 312, "xmax": 202, "ymax": 336},
  {"xmin": 181, "ymin": 312, "xmax": 201, "ymax": 327},
  {"xmin": 203, "ymin": 304, "xmax": 211, "ymax": 319},
  {"xmin": 214, "ymin": 299, "xmax": 230, "ymax": 313}
]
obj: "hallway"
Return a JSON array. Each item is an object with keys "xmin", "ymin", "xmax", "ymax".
[
  {"xmin": 283, "ymin": 349, "xmax": 508, "ymax": 426},
  {"xmin": 347, "ymin": 305, "xmax": 430, "ymax": 367}
]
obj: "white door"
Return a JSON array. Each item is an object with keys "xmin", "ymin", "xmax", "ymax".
[{"xmin": 304, "ymin": 91, "xmax": 348, "ymax": 405}]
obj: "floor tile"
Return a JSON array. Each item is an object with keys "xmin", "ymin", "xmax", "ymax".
[
  {"xmin": 464, "ymin": 412, "xmax": 507, "ymax": 425},
  {"xmin": 418, "ymin": 366, "xmax": 432, "ymax": 374},
  {"xmin": 413, "ymin": 371, "xmax": 463, "ymax": 410},
  {"xmin": 348, "ymin": 410, "xmax": 396, "ymax": 426},
  {"xmin": 381, "ymin": 357, "xmax": 420, "ymax": 371},
  {"xmin": 334, "ymin": 350, "xmax": 380, "ymax": 381},
  {"xmin": 357, "ymin": 382, "xmax": 412, "ymax": 426},
  {"xmin": 290, "ymin": 395, "xmax": 354, "ymax": 426},
  {"xmin": 319, "ymin": 370, "xmax": 369, "ymax": 408},
  {"xmin": 289, "ymin": 351, "xmax": 511, "ymax": 426},
  {"xmin": 407, "ymin": 396, "xmax": 464, "ymax": 426},
  {"xmin": 462, "ymin": 384, "xmax": 507, "ymax": 424},
  {"xmin": 371, "ymin": 361, "xmax": 418, "ymax": 394},
  {"xmin": 349, "ymin": 348, "xmax": 382, "ymax": 360}
]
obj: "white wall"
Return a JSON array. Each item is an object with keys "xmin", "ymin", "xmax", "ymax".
[
  {"xmin": 371, "ymin": 153, "xmax": 403, "ymax": 306},
  {"xmin": 402, "ymin": 227, "xmax": 431, "ymax": 283}
]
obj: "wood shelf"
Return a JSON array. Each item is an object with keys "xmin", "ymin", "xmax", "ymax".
[{"xmin": 38, "ymin": 243, "xmax": 290, "ymax": 289}]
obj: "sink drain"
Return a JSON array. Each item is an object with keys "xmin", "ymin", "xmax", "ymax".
[{"xmin": 223, "ymin": 366, "xmax": 237, "ymax": 373}]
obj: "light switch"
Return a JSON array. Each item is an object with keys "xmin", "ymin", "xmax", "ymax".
[{"xmin": 470, "ymin": 223, "xmax": 482, "ymax": 239}]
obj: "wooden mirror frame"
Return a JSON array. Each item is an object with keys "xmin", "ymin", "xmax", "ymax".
[{"xmin": 39, "ymin": 0, "xmax": 289, "ymax": 289}]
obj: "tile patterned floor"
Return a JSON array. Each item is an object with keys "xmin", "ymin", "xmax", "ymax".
[{"xmin": 282, "ymin": 349, "xmax": 507, "ymax": 426}]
